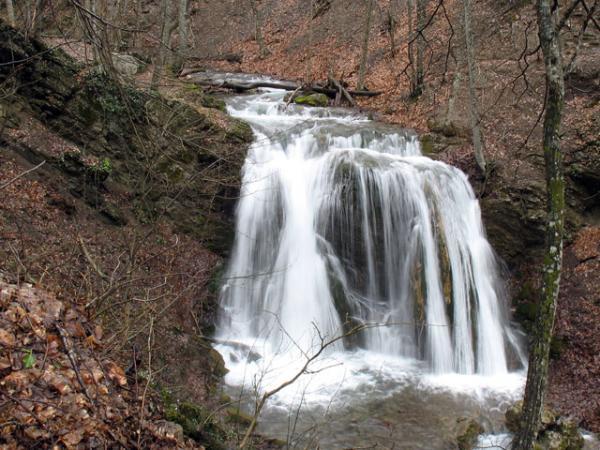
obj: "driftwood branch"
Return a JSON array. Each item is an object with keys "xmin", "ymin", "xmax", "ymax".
[
  {"xmin": 328, "ymin": 76, "xmax": 357, "ymax": 107},
  {"xmin": 184, "ymin": 75, "xmax": 382, "ymax": 98}
]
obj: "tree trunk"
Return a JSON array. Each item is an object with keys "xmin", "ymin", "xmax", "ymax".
[
  {"xmin": 175, "ymin": 0, "xmax": 190, "ymax": 71},
  {"xmin": 357, "ymin": 0, "xmax": 374, "ymax": 91},
  {"xmin": 461, "ymin": 0, "xmax": 486, "ymax": 173},
  {"xmin": 250, "ymin": 0, "xmax": 270, "ymax": 59},
  {"xmin": 407, "ymin": 0, "xmax": 417, "ymax": 92},
  {"xmin": 151, "ymin": 0, "xmax": 176, "ymax": 90},
  {"xmin": 445, "ymin": 67, "xmax": 461, "ymax": 126},
  {"xmin": 512, "ymin": 1, "xmax": 566, "ymax": 449},
  {"xmin": 5, "ymin": 0, "xmax": 16, "ymax": 27},
  {"xmin": 29, "ymin": 0, "xmax": 45, "ymax": 38},
  {"xmin": 387, "ymin": 1, "xmax": 397, "ymax": 58},
  {"xmin": 413, "ymin": 0, "xmax": 426, "ymax": 96}
]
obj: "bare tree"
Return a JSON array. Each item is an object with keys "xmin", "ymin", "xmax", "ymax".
[
  {"xmin": 461, "ymin": 0, "xmax": 486, "ymax": 173},
  {"xmin": 175, "ymin": 0, "xmax": 190, "ymax": 70},
  {"xmin": 512, "ymin": 1, "xmax": 566, "ymax": 449},
  {"xmin": 357, "ymin": 0, "xmax": 374, "ymax": 90},
  {"xmin": 24, "ymin": 0, "xmax": 45, "ymax": 38},
  {"xmin": 413, "ymin": 0, "xmax": 427, "ymax": 96},
  {"xmin": 407, "ymin": 0, "xmax": 417, "ymax": 92},
  {"xmin": 5, "ymin": 0, "xmax": 16, "ymax": 27},
  {"xmin": 386, "ymin": 0, "xmax": 398, "ymax": 57},
  {"xmin": 151, "ymin": 0, "xmax": 177, "ymax": 90},
  {"xmin": 72, "ymin": 0, "xmax": 115, "ymax": 72},
  {"xmin": 445, "ymin": 65, "xmax": 461, "ymax": 126},
  {"xmin": 250, "ymin": 0, "xmax": 270, "ymax": 59}
]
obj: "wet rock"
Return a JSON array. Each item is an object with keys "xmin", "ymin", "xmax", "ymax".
[
  {"xmin": 480, "ymin": 169, "xmax": 547, "ymax": 267},
  {"xmin": 505, "ymin": 401, "xmax": 557, "ymax": 433},
  {"xmin": 294, "ymin": 92, "xmax": 329, "ymax": 107},
  {"xmin": 427, "ymin": 118, "xmax": 471, "ymax": 139},
  {"xmin": 419, "ymin": 132, "xmax": 465, "ymax": 157},
  {"xmin": 567, "ymin": 137, "xmax": 599, "ymax": 212},
  {"xmin": 455, "ymin": 417, "xmax": 484, "ymax": 450},
  {"xmin": 505, "ymin": 402, "xmax": 584, "ymax": 450}
]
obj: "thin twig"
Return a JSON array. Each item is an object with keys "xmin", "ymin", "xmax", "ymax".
[{"xmin": 0, "ymin": 161, "xmax": 46, "ymax": 190}]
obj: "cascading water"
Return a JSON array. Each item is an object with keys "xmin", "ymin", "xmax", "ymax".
[
  {"xmin": 211, "ymin": 73, "xmax": 528, "ymax": 448},
  {"xmin": 218, "ymin": 79, "xmax": 520, "ymax": 375}
]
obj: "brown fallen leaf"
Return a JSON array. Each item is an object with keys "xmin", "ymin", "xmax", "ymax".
[
  {"xmin": 84, "ymin": 334, "xmax": 101, "ymax": 349},
  {"xmin": 60, "ymin": 429, "xmax": 84, "ymax": 448},
  {"xmin": 94, "ymin": 325, "xmax": 103, "ymax": 341},
  {"xmin": 24, "ymin": 426, "xmax": 49, "ymax": 441},
  {"xmin": 1, "ymin": 371, "xmax": 32, "ymax": 392},
  {"xmin": 105, "ymin": 362, "xmax": 127, "ymax": 387},
  {"xmin": 0, "ymin": 329, "xmax": 16, "ymax": 347},
  {"xmin": 42, "ymin": 372, "xmax": 72, "ymax": 395}
]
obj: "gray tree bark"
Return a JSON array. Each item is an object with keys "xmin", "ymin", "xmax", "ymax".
[
  {"xmin": 175, "ymin": 0, "xmax": 190, "ymax": 71},
  {"xmin": 386, "ymin": 0, "xmax": 398, "ymax": 57},
  {"xmin": 512, "ymin": 1, "xmax": 566, "ymax": 449},
  {"xmin": 5, "ymin": 0, "xmax": 16, "ymax": 27},
  {"xmin": 250, "ymin": 0, "xmax": 270, "ymax": 59},
  {"xmin": 407, "ymin": 0, "xmax": 417, "ymax": 93},
  {"xmin": 461, "ymin": 0, "xmax": 486, "ymax": 173},
  {"xmin": 151, "ymin": 0, "xmax": 176, "ymax": 90},
  {"xmin": 413, "ymin": 0, "xmax": 426, "ymax": 96},
  {"xmin": 445, "ymin": 67, "xmax": 461, "ymax": 126},
  {"xmin": 357, "ymin": 0, "xmax": 374, "ymax": 91}
]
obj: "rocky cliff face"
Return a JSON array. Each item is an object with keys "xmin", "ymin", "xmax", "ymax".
[{"xmin": 0, "ymin": 20, "xmax": 252, "ymax": 256}]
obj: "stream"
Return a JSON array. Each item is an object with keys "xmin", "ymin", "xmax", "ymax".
[{"xmin": 202, "ymin": 72, "xmax": 578, "ymax": 449}]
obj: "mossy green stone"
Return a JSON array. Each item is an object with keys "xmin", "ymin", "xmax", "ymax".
[{"xmin": 294, "ymin": 93, "xmax": 329, "ymax": 107}]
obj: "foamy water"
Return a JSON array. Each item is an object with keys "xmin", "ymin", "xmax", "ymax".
[{"xmin": 209, "ymin": 73, "xmax": 528, "ymax": 448}]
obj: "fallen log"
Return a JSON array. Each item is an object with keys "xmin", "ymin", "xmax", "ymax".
[
  {"xmin": 328, "ymin": 75, "xmax": 357, "ymax": 107},
  {"xmin": 184, "ymin": 74, "xmax": 382, "ymax": 98}
]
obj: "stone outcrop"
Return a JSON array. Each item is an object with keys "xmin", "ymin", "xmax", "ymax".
[{"xmin": 0, "ymin": 20, "xmax": 252, "ymax": 256}]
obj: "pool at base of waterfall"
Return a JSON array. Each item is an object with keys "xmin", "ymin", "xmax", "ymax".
[
  {"xmin": 204, "ymin": 72, "xmax": 592, "ymax": 448},
  {"xmin": 216, "ymin": 340, "xmax": 526, "ymax": 449}
]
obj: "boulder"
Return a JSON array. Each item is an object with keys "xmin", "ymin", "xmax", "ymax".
[
  {"xmin": 455, "ymin": 417, "xmax": 484, "ymax": 450},
  {"xmin": 294, "ymin": 92, "xmax": 329, "ymax": 107},
  {"xmin": 111, "ymin": 53, "xmax": 145, "ymax": 77}
]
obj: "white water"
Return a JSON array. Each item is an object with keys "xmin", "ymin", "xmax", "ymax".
[{"xmin": 213, "ymin": 74, "xmax": 527, "ymax": 447}]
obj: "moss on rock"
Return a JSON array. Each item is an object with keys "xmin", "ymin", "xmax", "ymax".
[
  {"xmin": 455, "ymin": 418, "xmax": 484, "ymax": 450},
  {"xmin": 294, "ymin": 92, "xmax": 329, "ymax": 107}
]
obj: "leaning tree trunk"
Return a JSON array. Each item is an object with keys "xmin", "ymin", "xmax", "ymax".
[
  {"xmin": 5, "ymin": 0, "xmax": 16, "ymax": 27},
  {"xmin": 461, "ymin": 0, "xmax": 486, "ymax": 173},
  {"xmin": 357, "ymin": 0, "xmax": 374, "ymax": 91},
  {"xmin": 512, "ymin": 1, "xmax": 565, "ymax": 449}
]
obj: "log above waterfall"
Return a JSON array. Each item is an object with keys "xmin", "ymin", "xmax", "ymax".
[{"xmin": 182, "ymin": 71, "xmax": 383, "ymax": 98}]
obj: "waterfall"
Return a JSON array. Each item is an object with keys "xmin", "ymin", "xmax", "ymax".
[{"xmin": 217, "ymin": 83, "xmax": 520, "ymax": 376}]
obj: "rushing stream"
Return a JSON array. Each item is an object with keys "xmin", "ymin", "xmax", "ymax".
[{"xmin": 211, "ymin": 73, "xmax": 529, "ymax": 448}]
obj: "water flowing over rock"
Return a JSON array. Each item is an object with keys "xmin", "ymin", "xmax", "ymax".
[{"xmin": 217, "ymin": 76, "xmax": 523, "ymax": 376}]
